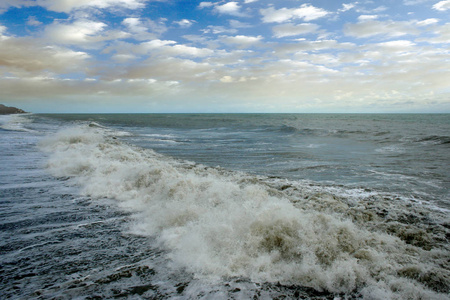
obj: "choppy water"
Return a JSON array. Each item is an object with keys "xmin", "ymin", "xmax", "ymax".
[{"xmin": 1, "ymin": 113, "xmax": 449, "ymax": 299}]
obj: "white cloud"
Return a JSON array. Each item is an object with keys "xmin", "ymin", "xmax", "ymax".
[
  {"xmin": 112, "ymin": 54, "xmax": 137, "ymax": 62},
  {"xmin": 36, "ymin": 0, "xmax": 147, "ymax": 13},
  {"xmin": 202, "ymin": 26, "xmax": 238, "ymax": 35},
  {"xmin": 174, "ymin": 19, "xmax": 194, "ymax": 28},
  {"xmin": 26, "ymin": 16, "xmax": 43, "ymax": 26},
  {"xmin": 272, "ymin": 23, "xmax": 319, "ymax": 38},
  {"xmin": 122, "ymin": 17, "xmax": 167, "ymax": 40},
  {"xmin": 141, "ymin": 39, "xmax": 177, "ymax": 50},
  {"xmin": 199, "ymin": 1, "xmax": 247, "ymax": 17},
  {"xmin": 375, "ymin": 40, "xmax": 416, "ymax": 52},
  {"xmin": 229, "ymin": 20, "xmax": 252, "ymax": 28},
  {"xmin": 220, "ymin": 35, "xmax": 263, "ymax": 48},
  {"xmin": 0, "ymin": 25, "xmax": 7, "ymax": 36},
  {"xmin": 168, "ymin": 44, "xmax": 215, "ymax": 58},
  {"xmin": 44, "ymin": 19, "xmax": 107, "ymax": 45},
  {"xmin": 372, "ymin": 6, "xmax": 388, "ymax": 13},
  {"xmin": 261, "ymin": 4, "xmax": 329, "ymax": 23},
  {"xmin": 358, "ymin": 15, "xmax": 378, "ymax": 21},
  {"xmin": 274, "ymin": 39, "xmax": 354, "ymax": 55},
  {"xmin": 110, "ymin": 39, "xmax": 215, "ymax": 58},
  {"xmin": 403, "ymin": 0, "xmax": 434, "ymax": 5},
  {"xmin": 0, "ymin": 0, "xmax": 146, "ymax": 14},
  {"xmin": 339, "ymin": 3, "xmax": 357, "ymax": 12},
  {"xmin": 344, "ymin": 20, "xmax": 419, "ymax": 38},
  {"xmin": 44, "ymin": 19, "xmax": 130, "ymax": 48},
  {"xmin": 124, "ymin": 57, "xmax": 214, "ymax": 81},
  {"xmin": 432, "ymin": 0, "xmax": 450, "ymax": 10},
  {"xmin": 220, "ymin": 75, "xmax": 235, "ymax": 83},
  {"xmin": 0, "ymin": 34, "xmax": 90, "ymax": 75},
  {"xmin": 215, "ymin": 2, "xmax": 241, "ymax": 15},
  {"xmin": 198, "ymin": 2, "xmax": 214, "ymax": 8},
  {"xmin": 417, "ymin": 18, "xmax": 439, "ymax": 26},
  {"xmin": 2, "ymin": 0, "xmax": 449, "ymax": 113},
  {"xmin": 416, "ymin": 23, "xmax": 450, "ymax": 43}
]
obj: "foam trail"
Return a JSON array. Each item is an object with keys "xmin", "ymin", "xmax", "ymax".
[{"xmin": 39, "ymin": 125, "xmax": 449, "ymax": 299}]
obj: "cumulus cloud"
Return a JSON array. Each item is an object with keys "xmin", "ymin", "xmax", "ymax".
[
  {"xmin": 123, "ymin": 57, "xmax": 214, "ymax": 81},
  {"xmin": 0, "ymin": 34, "xmax": 89, "ymax": 75},
  {"xmin": 122, "ymin": 17, "xmax": 167, "ymax": 40},
  {"xmin": 220, "ymin": 35, "xmax": 263, "ymax": 48},
  {"xmin": 417, "ymin": 18, "xmax": 439, "ymax": 26},
  {"xmin": 229, "ymin": 20, "xmax": 252, "ymax": 28},
  {"xmin": 168, "ymin": 44, "xmax": 215, "ymax": 57},
  {"xmin": 358, "ymin": 15, "xmax": 378, "ymax": 21},
  {"xmin": 106, "ymin": 39, "xmax": 215, "ymax": 59},
  {"xmin": 142, "ymin": 40, "xmax": 215, "ymax": 58},
  {"xmin": 403, "ymin": 0, "xmax": 434, "ymax": 5},
  {"xmin": 202, "ymin": 25, "xmax": 238, "ymax": 35},
  {"xmin": 272, "ymin": 23, "xmax": 319, "ymax": 38},
  {"xmin": 44, "ymin": 19, "xmax": 108, "ymax": 45},
  {"xmin": 140, "ymin": 39, "xmax": 177, "ymax": 50},
  {"xmin": 339, "ymin": 3, "xmax": 357, "ymax": 12},
  {"xmin": 215, "ymin": 2, "xmax": 242, "ymax": 16},
  {"xmin": 0, "ymin": 0, "xmax": 149, "ymax": 14},
  {"xmin": 43, "ymin": 19, "xmax": 130, "ymax": 49},
  {"xmin": 198, "ymin": 2, "xmax": 214, "ymax": 9},
  {"xmin": 0, "ymin": 76, "xmax": 179, "ymax": 108},
  {"xmin": 36, "ymin": 0, "xmax": 147, "ymax": 13},
  {"xmin": 416, "ymin": 22, "xmax": 450, "ymax": 43},
  {"xmin": 199, "ymin": 1, "xmax": 248, "ymax": 17},
  {"xmin": 344, "ymin": 20, "xmax": 420, "ymax": 38},
  {"xmin": 111, "ymin": 54, "xmax": 137, "ymax": 62},
  {"xmin": 2, "ymin": 0, "xmax": 449, "ymax": 113},
  {"xmin": 174, "ymin": 19, "xmax": 194, "ymax": 28},
  {"xmin": 261, "ymin": 4, "xmax": 329, "ymax": 23},
  {"xmin": 26, "ymin": 16, "xmax": 43, "ymax": 26},
  {"xmin": 274, "ymin": 39, "xmax": 353, "ymax": 56},
  {"xmin": 374, "ymin": 40, "xmax": 416, "ymax": 52},
  {"xmin": 432, "ymin": 0, "xmax": 450, "ymax": 10}
]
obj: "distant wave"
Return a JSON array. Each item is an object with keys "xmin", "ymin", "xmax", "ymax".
[
  {"xmin": 269, "ymin": 125, "xmax": 385, "ymax": 138},
  {"xmin": 416, "ymin": 135, "xmax": 450, "ymax": 145},
  {"xmin": 0, "ymin": 114, "xmax": 35, "ymax": 132}
]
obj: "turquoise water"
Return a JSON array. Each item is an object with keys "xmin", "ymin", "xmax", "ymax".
[{"xmin": 1, "ymin": 113, "xmax": 449, "ymax": 299}]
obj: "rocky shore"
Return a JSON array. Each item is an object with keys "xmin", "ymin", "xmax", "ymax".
[{"xmin": 0, "ymin": 104, "xmax": 27, "ymax": 114}]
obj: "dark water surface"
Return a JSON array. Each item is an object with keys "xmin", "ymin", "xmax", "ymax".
[{"xmin": 1, "ymin": 113, "xmax": 449, "ymax": 299}]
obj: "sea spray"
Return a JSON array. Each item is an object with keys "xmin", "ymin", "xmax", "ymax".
[{"xmin": 39, "ymin": 125, "xmax": 450, "ymax": 299}]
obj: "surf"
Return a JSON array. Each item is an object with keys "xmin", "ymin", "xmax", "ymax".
[{"xmin": 38, "ymin": 124, "xmax": 450, "ymax": 299}]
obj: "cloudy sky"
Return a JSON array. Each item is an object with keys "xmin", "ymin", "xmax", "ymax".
[{"xmin": 0, "ymin": 0, "xmax": 449, "ymax": 113}]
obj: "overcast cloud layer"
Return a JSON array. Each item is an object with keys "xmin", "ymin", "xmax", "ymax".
[{"xmin": 0, "ymin": 0, "xmax": 449, "ymax": 112}]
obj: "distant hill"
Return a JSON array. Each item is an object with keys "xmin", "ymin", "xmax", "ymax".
[{"xmin": 0, "ymin": 104, "xmax": 27, "ymax": 114}]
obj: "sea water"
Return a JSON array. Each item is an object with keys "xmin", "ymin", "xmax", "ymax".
[{"xmin": 1, "ymin": 113, "xmax": 449, "ymax": 299}]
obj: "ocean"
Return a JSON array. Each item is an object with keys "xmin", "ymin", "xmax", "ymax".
[{"xmin": 0, "ymin": 113, "xmax": 449, "ymax": 299}]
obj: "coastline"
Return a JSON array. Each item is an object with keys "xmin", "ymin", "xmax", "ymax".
[{"xmin": 0, "ymin": 104, "xmax": 27, "ymax": 115}]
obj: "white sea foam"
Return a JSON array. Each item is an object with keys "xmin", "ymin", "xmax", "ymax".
[
  {"xmin": 0, "ymin": 114, "xmax": 34, "ymax": 132},
  {"xmin": 375, "ymin": 145, "xmax": 405, "ymax": 154},
  {"xmin": 39, "ymin": 125, "xmax": 449, "ymax": 299}
]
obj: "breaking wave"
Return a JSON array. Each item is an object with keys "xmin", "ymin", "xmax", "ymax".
[
  {"xmin": 416, "ymin": 135, "xmax": 450, "ymax": 146},
  {"xmin": 0, "ymin": 114, "xmax": 35, "ymax": 132},
  {"xmin": 39, "ymin": 125, "xmax": 450, "ymax": 299}
]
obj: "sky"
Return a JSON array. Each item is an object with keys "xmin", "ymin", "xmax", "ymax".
[{"xmin": 0, "ymin": 0, "xmax": 449, "ymax": 113}]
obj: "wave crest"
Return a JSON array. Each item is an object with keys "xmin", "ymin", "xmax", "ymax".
[{"xmin": 39, "ymin": 125, "xmax": 449, "ymax": 299}]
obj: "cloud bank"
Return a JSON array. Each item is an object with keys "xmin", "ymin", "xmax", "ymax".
[{"xmin": 0, "ymin": 0, "xmax": 449, "ymax": 112}]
